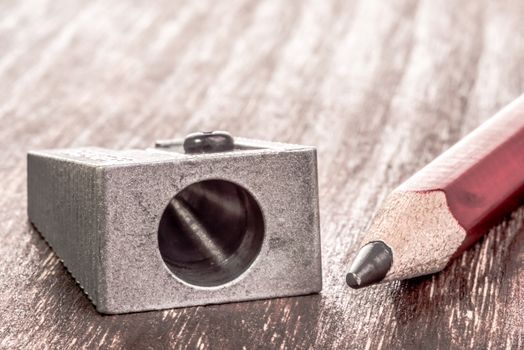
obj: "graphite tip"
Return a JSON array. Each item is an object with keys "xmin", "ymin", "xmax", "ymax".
[{"xmin": 346, "ymin": 241, "xmax": 393, "ymax": 289}]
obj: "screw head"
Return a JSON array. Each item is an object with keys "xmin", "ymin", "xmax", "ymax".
[{"xmin": 183, "ymin": 131, "xmax": 234, "ymax": 154}]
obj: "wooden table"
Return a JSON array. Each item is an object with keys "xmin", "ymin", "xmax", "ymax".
[{"xmin": 1, "ymin": 0, "xmax": 523, "ymax": 348}]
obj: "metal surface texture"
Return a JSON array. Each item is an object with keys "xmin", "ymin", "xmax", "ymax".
[{"xmin": 27, "ymin": 137, "xmax": 322, "ymax": 314}]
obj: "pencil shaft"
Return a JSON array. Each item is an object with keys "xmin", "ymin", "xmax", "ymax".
[{"xmin": 400, "ymin": 95, "xmax": 524, "ymax": 256}]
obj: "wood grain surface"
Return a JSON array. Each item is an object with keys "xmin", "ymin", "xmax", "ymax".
[{"xmin": 1, "ymin": 0, "xmax": 523, "ymax": 349}]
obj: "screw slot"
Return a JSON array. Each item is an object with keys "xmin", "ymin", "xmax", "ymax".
[{"xmin": 158, "ymin": 179, "xmax": 264, "ymax": 287}]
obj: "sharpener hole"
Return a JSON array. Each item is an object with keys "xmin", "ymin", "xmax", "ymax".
[{"xmin": 158, "ymin": 180, "xmax": 264, "ymax": 287}]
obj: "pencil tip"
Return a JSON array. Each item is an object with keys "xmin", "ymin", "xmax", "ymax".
[{"xmin": 346, "ymin": 241, "xmax": 393, "ymax": 289}]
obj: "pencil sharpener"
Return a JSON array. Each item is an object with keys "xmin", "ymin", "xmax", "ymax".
[{"xmin": 27, "ymin": 132, "xmax": 322, "ymax": 314}]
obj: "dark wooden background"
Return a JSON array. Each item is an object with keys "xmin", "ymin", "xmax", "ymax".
[{"xmin": 1, "ymin": 0, "xmax": 523, "ymax": 349}]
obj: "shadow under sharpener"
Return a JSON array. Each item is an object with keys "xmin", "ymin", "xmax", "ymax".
[{"xmin": 27, "ymin": 138, "xmax": 322, "ymax": 314}]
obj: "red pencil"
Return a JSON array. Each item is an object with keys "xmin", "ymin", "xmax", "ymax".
[{"xmin": 346, "ymin": 95, "xmax": 524, "ymax": 288}]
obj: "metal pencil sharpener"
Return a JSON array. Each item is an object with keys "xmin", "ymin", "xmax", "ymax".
[{"xmin": 27, "ymin": 132, "xmax": 322, "ymax": 314}]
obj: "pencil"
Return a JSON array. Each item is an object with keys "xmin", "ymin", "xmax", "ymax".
[{"xmin": 346, "ymin": 95, "xmax": 524, "ymax": 288}]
